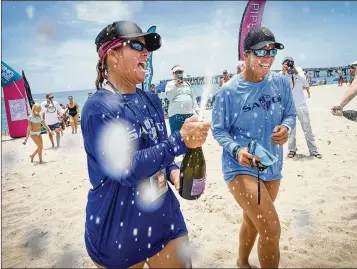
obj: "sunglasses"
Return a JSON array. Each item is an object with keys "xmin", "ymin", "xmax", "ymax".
[
  {"xmin": 125, "ymin": 40, "xmax": 147, "ymax": 52},
  {"xmin": 249, "ymin": 48, "xmax": 278, "ymax": 57}
]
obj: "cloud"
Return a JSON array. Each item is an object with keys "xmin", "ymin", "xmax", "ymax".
[
  {"xmin": 24, "ymin": 39, "xmax": 98, "ymax": 92},
  {"xmin": 152, "ymin": 6, "xmax": 242, "ymax": 81},
  {"xmin": 26, "ymin": 5, "xmax": 35, "ymax": 19},
  {"xmin": 3, "ymin": 1, "xmax": 357, "ymax": 94},
  {"xmin": 74, "ymin": 1, "xmax": 144, "ymax": 25}
]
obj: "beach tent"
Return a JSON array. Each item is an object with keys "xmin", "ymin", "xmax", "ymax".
[
  {"xmin": 1, "ymin": 61, "xmax": 29, "ymax": 138},
  {"xmin": 155, "ymin": 81, "xmax": 168, "ymax": 93}
]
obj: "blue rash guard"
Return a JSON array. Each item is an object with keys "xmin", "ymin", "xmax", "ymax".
[
  {"xmin": 212, "ymin": 72, "xmax": 296, "ymax": 183},
  {"xmin": 81, "ymin": 88, "xmax": 188, "ymax": 268}
]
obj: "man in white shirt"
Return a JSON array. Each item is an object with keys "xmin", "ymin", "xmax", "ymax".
[
  {"xmin": 280, "ymin": 57, "xmax": 322, "ymax": 159},
  {"xmin": 41, "ymin": 93, "xmax": 64, "ymax": 148},
  {"xmin": 219, "ymin": 70, "xmax": 230, "ymax": 88},
  {"xmin": 236, "ymin": 61, "xmax": 245, "ymax": 74},
  {"xmin": 165, "ymin": 65, "xmax": 198, "ymax": 134}
]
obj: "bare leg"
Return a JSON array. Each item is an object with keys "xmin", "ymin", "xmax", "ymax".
[
  {"xmin": 234, "ymin": 180, "xmax": 281, "ymax": 268},
  {"xmin": 228, "ymin": 175, "xmax": 281, "ymax": 268},
  {"xmin": 30, "ymin": 135, "xmax": 41, "ymax": 162},
  {"xmin": 48, "ymin": 131, "xmax": 55, "ymax": 147},
  {"xmin": 74, "ymin": 115, "xmax": 78, "ymax": 133},
  {"xmin": 93, "ymin": 259, "xmax": 145, "ymax": 268},
  {"xmin": 55, "ymin": 128, "xmax": 61, "ymax": 147},
  {"xmin": 69, "ymin": 116, "xmax": 74, "ymax": 133},
  {"xmin": 38, "ymin": 135, "xmax": 44, "ymax": 163},
  {"xmin": 147, "ymin": 234, "xmax": 191, "ymax": 268}
]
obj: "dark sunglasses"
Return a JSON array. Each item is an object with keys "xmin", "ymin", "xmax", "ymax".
[
  {"xmin": 249, "ymin": 48, "xmax": 278, "ymax": 57},
  {"xmin": 125, "ymin": 40, "xmax": 147, "ymax": 52}
]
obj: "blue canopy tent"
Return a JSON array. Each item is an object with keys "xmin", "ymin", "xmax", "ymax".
[{"xmin": 155, "ymin": 81, "xmax": 168, "ymax": 93}]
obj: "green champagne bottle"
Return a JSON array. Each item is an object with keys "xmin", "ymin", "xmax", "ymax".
[{"xmin": 179, "ymin": 147, "xmax": 206, "ymax": 200}]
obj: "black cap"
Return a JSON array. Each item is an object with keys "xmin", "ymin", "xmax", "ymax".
[
  {"xmin": 244, "ymin": 27, "xmax": 284, "ymax": 51},
  {"xmin": 95, "ymin": 21, "xmax": 162, "ymax": 52}
]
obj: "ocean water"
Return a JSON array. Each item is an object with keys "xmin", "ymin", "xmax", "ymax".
[{"xmin": 1, "ymin": 73, "xmax": 350, "ymax": 135}]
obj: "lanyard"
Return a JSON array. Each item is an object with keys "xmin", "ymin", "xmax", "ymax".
[{"xmin": 105, "ymin": 81, "xmax": 161, "ymax": 146}]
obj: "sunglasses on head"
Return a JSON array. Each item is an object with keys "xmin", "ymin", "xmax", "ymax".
[
  {"xmin": 124, "ymin": 40, "xmax": 147, "ymax": 52},
  {"xmin": 248, "ymin": 48, "xmax": 278, "ymax": 57}
]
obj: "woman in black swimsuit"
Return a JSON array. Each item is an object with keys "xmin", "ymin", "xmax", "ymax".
[{"xmin": 66, "ymin": 96, "xmax": 79, "ymax": 134}]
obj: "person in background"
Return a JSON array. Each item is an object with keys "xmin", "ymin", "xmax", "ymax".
[
  {"xmin": 307, "ymin": 73, "xmax": 313, "ymax": 85},
  {"xmin": 331, "ymin": 74, "xmax": 357, "ymax": 116},
  {"xmin": 24, "ymin": 104, "xmax": 51, "ymax": 163},
  {"xmin": 88, "ymin": 92, "xmax": 93, "ymax": 99},
  {"xmin": 337, "ymin": 70, "xmax": 343, "ymax": 86},
  {"xmin": 41, "ymin": 93, "xmax": 64, "ymax": 148},
  {"xmin": 59, "ymin": 103, "xmax": 67, "ymax": 135},
  {"xmin": 151, "ymin": 83, "xmax": 157, "ymax": 93},
  {"xmin": 212, "ymin": 27, "xmax": 296, "ymax": 269},
  {"xmin": 219, "ymin": 70, "xmax": 230, "ymax": 88},
  {"xmin": 81, "ymin": 20, "xmax": 210, "ymax": 269},
  {"xmin": 236, "ymin": 61, "xmax": 245, "ymax": 74},
  {"xmin": 165, "ymin": 65, "xmax": 199, "ymax": 133},
  {"xmin": 65, "ymin": 96, "xmax": 80, "ymax": 134},
  {"xmin": 280, "ymin": 57, "xmax": 321, "ymax": 159},
  {"xmin": 349, "ymin": 66, "xmax": 355, "ymax": 85}
]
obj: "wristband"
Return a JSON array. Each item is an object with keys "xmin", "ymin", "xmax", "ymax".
[{"xmin": 232, "ymin": 144, "xmax": 243, "ymax": 159}]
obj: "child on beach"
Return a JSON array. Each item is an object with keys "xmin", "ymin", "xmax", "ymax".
[{"xmin": 24, "ymin": 104, "xmax": 51, "ymax": 164}]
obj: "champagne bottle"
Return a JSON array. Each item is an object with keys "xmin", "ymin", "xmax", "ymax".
[
  {"xmin": 179, "ymin": 147, "xmax": 206, "ymax": 200},
  {"xmin": 342, "ymin": 110, "xmax": 357, "ymax": 122}
]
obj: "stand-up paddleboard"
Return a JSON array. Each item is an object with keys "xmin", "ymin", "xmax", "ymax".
[
  {"xmin": 238, "ymin": 0, "xmax": 267, "ymax": 61},
  {"xmin": 1, "ymin": 61, "xmax": 29, "ymax": 138}
]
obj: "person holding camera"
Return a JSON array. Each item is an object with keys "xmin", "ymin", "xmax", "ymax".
[
  {"xmin": 165, "ymin": 65, "xmax": 199, "ymax": 133},
  {"xmin": 219, "ymin": 70, "xmax": 230, "ymax": 88},
  {"xmin": 280, "ymin": 57, "xmax": 322, "ymax": 159},
  {"xmin": 236, "ymin": 61, "xmax": 245, "ymax": 74}
]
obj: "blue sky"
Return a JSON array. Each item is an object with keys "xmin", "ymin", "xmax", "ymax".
[{"xmin": 2, "ymin": 1, "xmax": 357, "ymax": 93}]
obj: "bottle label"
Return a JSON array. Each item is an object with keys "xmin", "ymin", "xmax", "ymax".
[{"xmin": 191, "ymin": 178, "xmax": 205, "ymax": 196}]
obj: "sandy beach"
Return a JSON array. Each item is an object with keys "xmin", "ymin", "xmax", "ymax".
[{"xmin": 2, "ymin": 84, "xmax": 357, "ymax": 268}]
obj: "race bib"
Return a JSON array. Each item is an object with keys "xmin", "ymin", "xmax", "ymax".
[{"xmin": 149, "ymin": 169, "xmax": 168, "ymax": 201}]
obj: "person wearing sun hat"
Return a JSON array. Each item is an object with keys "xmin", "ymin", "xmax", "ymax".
[{"xmin": 165, "ymin": 64, "xmax": 199, "ymax": 134}]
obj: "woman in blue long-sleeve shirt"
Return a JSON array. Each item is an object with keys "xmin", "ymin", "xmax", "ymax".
[
  {"xmin": 212, "ymin": 27, "xmax": 296, "ymax": 269},
  {"xmin": 81, "ymin": 21, "xmax": 210, "ymax": 268}
]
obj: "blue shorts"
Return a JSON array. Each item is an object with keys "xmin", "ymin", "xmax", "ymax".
[{"xmin": 169, "ymin": 114, "xmax": 193, "ymax": 134}]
